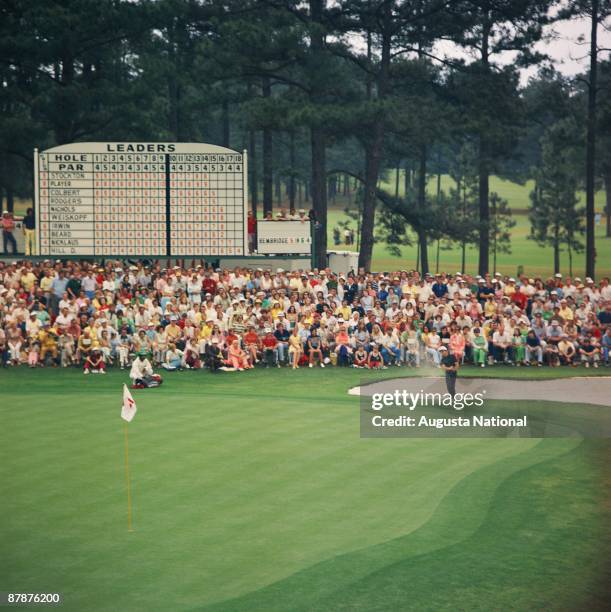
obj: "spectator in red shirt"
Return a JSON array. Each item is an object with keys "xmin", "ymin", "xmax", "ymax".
[
  {"xmin": 243, "ymin": 326, "xmax": 260, "ymax": 363},
  {"xmin": 202, "ymin": 272, "xmax": 217, "ymax": 295},
  {"xmin": 247, "ymin": 211, "xmax": 257, "ymax": 252},
  {"xmin": 225, "ymin": 330, "xmax": 239, "ymax": 350},
  {"xmin": 512, "ymin": 290, "xmax": 528, "ymax": 311},
  {"xmin": 261, "ymin": 331, "xmax": 279, "ymax": 367},
  {"xmin": 2, "ymin": 211, "xmax": 17, "ymax": 255}
]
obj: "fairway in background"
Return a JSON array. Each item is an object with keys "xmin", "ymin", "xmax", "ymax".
[{"xmin": 326, "ymin": 173, "xmax": 610, "ymax": 277}]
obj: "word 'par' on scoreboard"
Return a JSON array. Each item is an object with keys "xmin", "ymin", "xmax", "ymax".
[{"xmin": 35, "ymin": 142, "xmax": 248, "ymax": 257}]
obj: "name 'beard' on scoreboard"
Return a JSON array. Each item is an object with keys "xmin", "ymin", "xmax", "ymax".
[{"xmin": 35, "ymin": 142, "xmax": 248, "ymax": 257}]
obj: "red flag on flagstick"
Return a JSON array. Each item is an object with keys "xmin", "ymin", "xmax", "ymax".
[{"xmin": 121, "ymin": 384, "xmax": 137, "ymax": 422}]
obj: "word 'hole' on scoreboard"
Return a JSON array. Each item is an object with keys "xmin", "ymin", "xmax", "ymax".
[{"xmin": 35, "ymin": 142, "xmax": 248, "ymax": 257}]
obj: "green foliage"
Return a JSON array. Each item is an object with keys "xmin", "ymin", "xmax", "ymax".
[
  {"xmin": 0, "ymin": 0, "xmax": 606, "ymax": 274},
  {"xmin": 529, "ymin": 117, "xmax": 585, "ymax": 272}
]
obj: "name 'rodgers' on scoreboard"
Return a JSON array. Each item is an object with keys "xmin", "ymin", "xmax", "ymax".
[{"xmin": 35, "ymin": 142, "xmax": 248, "ymax": 257}]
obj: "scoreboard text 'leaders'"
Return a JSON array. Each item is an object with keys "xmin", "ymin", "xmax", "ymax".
[{"xmin": 34, "ymin": 142, "xmax": 248, "ymax": 257}]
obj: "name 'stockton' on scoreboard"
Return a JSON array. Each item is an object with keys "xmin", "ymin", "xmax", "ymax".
[{"xmin": 35, "ymin": 142, "xmax": 248, "ymax": 257}]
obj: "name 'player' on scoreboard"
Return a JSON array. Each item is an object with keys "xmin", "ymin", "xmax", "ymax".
[{"xmin": 35, "ymin": 142, "xmax": 248, "ymax": 258}]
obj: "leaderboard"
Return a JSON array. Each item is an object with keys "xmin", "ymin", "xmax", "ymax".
[{"xmin": 35, "ymin": 142, "xmax": 247, "ymax": 257}]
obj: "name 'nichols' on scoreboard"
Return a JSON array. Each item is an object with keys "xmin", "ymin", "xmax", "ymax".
[{"xmin": 35, "ymin": 142, "xmax": 248, "ymax": 257}]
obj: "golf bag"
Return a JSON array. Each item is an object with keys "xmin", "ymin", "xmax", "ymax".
[{"xmin": 132, "ymin": 374, "xmax": 163, "ymax": 389}]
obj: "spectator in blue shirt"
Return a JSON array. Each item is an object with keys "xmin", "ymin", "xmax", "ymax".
[
  {"xmin": 377, "ymin": 283, "xmax": 389, "ymax": 305},
  {"xmin": 50, "ymin": 271, "xmax": 69, "ymax": 315},
  {"xmin": 601, "ymin": 327, "xmax": 611, "ymax": 365},
  {"xmin": 432, "ymin": 276, "xmax": 448, "ymax": 298},
  {"xmin": 597, "ymin": 303, "xmax": 611, "ymax": 326},
  {"xmin": 274, "ymin": 323, "xmax": 290, "ymax": 364}
]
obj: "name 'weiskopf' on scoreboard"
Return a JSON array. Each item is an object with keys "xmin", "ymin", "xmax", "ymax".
[{"xmin": 34, "ymin": 142, "xmax": 248, "ymax": 257}]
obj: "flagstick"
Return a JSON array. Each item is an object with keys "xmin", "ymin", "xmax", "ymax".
[{"xmin": 123, "ymin": 422, "xmax": 134, "ymax": 532}]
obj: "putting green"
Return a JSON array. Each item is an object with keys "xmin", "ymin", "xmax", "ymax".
[{"xmin": 1, "ymin": 367, "xmax": 610, "ymax": 611}]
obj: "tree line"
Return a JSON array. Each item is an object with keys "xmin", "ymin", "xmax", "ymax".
[{"xmin": 1, "ymin": 0, "xmax": 610, "ymax": 275}]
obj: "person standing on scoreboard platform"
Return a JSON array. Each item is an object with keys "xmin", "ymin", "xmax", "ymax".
[
  {"xmin": 439, "ymin": 346, "xmax": 458, "ymax": 399},
  {"xmin": 2, "ymin": 211, "xmax": 17, "ymax": 255},
  {"xmin": 22, "ymin": 208, "xmax": 36, "ymax": 256},
  {"xmin": 247, "ymin": 210, "xmax": 257, "ymax": 252}
]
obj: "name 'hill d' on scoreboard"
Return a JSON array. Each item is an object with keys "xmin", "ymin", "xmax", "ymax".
[{"xmin": 35, "ymin": 142, "xmax": 248, "ymax": 257}]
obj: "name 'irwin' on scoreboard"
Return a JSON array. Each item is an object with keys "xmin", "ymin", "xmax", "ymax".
[{"xmin": 35, "ymin": 142, "xmax": 248, "ymax": 257}]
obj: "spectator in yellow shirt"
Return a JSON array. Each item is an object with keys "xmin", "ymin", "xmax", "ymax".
[
  {"xmin": 165, "ymin": 318, "xmax": 182, "ymax": 342},
  {"xmin": 38, "ymin": 323, "xmax": 59, "ymax": 365},
  {"xmin": 20, "ymin": 267, "xmax": 37, "ymax": 292},
  {"xmin": 558, "ymin": 300, "xmax": 574, "ymax": 322},
  {"xmin": 335, "ymin": 300, "xmax": 352, "ymax": 320},
  {"xmin": 504, "ymin": 278, "xmax": 517, "ymax": 297},
  {"xmin": 40, "ymin": 270, "xmax": 54, "ymax": 294}
]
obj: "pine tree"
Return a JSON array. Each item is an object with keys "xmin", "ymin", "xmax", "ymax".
[{"xmin": 529, "ymin": 119, "xmax": 585, "ymax": 275}]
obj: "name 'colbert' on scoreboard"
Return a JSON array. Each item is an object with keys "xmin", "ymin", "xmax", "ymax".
[{"xmin": 35, "ymin": 142, "xmax": 248, "ymax": 257}]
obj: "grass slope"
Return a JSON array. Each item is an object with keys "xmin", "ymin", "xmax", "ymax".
[{"xmin": 1, "ymin": 367, "xmax": 610, "ymax": 611}]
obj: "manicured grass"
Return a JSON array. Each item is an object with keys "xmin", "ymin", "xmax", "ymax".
[{"xmin": 1, "ymin": 366, "xmax": 610, "ymax": 611}]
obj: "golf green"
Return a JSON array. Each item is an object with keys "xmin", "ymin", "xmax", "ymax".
[{"xmin": 1, "ymin": 367, "xmax": 610, "ymax": 611}]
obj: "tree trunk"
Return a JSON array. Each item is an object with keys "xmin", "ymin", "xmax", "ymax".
[
  {"xmin": 309, "ymin": 0, "xmax": 328, "ymax": 269},
  {"xmin": 435, "ymin": 171, "xmax": 441, "ymax": 273},
  {"xmin": 477, "ymin": 15, "xmax": 491, "ymax": 276},
  {"xmin": 328, "ymin": 174, "xmax": 337, "ymax": 202},
  {"xmin": 604, "ymin": 170, "xmax": 611, "ymax": 238},
  {"xmin": 262, "ymin": 77, "xmax": 273, "ymax": 217},
  {"xmin": 395, "ymin": 165, "xmax": 400, "ymax": 199},
  {"xmin": 359, "ymin": 140, "xmax": 382, "ymax": 271},
  {"xmin": 55, "ymin": 53, "xmax": 75, "ymax": 143},
  {"xmin": 554, "ymin": 225, "xmax": 560, "ymax": 275},
  {"xmin": 6, "ymin": 186, "xmax": 14, "ymax": 214},
  {"xmin": 311, "ymin": 128, "xmax": 327, "ymax": 268},
  {"xmin": 222, "ymin": 99, "xmax": 230, "ymax": 148},
  {"xmin": 289, "ymin": 131, "xmax": 296, "ymax": 211},
  {"xmin": 417, "ymin": 144, "xmax": 429, "ymax": 274},
  {"xmin": 274, "ymin": 172, "xmax": 282, "ymax": 205},
  {"xmin": 357, "ymin": 1, "xmax": 392, "ymax": 272},
  {"xmin": 491, "ymin": 195, "xmax": 497, "ymax": 274},
  {"xmin": 585, "ymin": 0, "xmax": 598, "ymax": 278},
  {"xmin": 249, "ymin": 130, "xmax": 258, "ymax": 217},
  {"xmin": 478, "ymin": 137, "xmax": 490, "ymax": 276},
  {"xmin": 461, "ymin": 175, "xmax": 467, "ymax": 274}
]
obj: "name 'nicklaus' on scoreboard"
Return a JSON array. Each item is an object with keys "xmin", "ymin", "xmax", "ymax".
[{"xmin": 35, "ymin": 142, "xmax": 248, "ymax": 257}]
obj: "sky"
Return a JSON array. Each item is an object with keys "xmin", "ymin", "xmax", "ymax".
[{"xmin": 435, "ymin": 13, "xmax": 611, "ymax": 84}]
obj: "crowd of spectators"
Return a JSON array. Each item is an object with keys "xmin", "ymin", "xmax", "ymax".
[{"xmin": 1, "ymin": 259, "xmax": 610, "ymax": 374}]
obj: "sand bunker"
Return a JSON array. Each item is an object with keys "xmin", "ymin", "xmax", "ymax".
[{"xmin": 350, "ymin": 376, "xmax": 611, "ymax": 407}]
